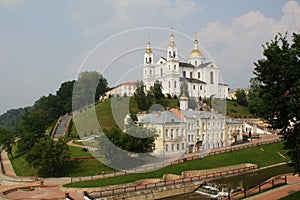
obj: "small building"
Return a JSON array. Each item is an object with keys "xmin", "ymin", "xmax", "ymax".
[
  {"xmin": 137, "ymin": 96, "xmax": 243, "ymax": 157},
  {"xmin": 105, "ymin": 82, "xmax": 137, "ymax": 97},
  {"xmin": 137, "ymin": 111, "xmax": 186, "ymax": 158}
]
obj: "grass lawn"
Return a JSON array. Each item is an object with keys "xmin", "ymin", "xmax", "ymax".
[
  {"xmin": 9, "ymin": 144, "xmax": 115, "ymax": 177},
  {"xmin": 64, "ymin": 142, "xmax": 290, "ymax": 188},
  {"xmin": 68, "ymin": 146, "xmax": 92, "ymax": 157},
  {"xmin": 73, "ymin": 97, "xmax": 180, "ymax": 137},
  {"xmin": 40, "ymin": 159, "xmax": 116, "ymax": 177},
  {"xmin": 279, "ymin": 191, "xmax": 300, "ymax": 200}
]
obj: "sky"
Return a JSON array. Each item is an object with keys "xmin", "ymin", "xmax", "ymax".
[{"xmin": 0, "ymin": 0, "xmax": 299, "ymax": 115}]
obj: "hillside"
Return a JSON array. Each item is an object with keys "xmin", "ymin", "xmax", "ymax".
[
  {"xmin": 72, "ymin": 97, "xmax": 179, "ymax": 136},
  {"xmin": 226, "ymin": 100, "xmax": 255, "ymax": 118},
  {"xmin": 72, "ymin": 97, "xmax": 255, "ymax": 136},
  {"xmin": 0, "ymin": 107, "xmax": 28, "ymax": 131}
]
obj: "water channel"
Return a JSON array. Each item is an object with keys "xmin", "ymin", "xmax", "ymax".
[{"xmin": 162, "ymin": 163, "xmax": 293, "ymax": 199}]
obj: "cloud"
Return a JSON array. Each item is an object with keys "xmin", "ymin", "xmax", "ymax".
[
  {"xmin": 69, "ymin": 0, "xmax": 201, "ymax": 37},
  {"xmin": 198, "ymin": 0, "xmax": 300, "ymax": 88}
]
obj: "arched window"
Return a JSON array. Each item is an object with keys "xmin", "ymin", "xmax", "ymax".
[
  {"xmin": 198, "ymin": 72, "xmax": 200, "ymax": 79},
  {"xmin": 210, "ymin": 71, "xmax": 214, "ymax": 84},
  {"xmin": 160, "ymin": 68, "xmax": 163, "ymax": 77},
  {"xmin": 149, "ymin": 57, "xmax": 152, "ymax": 63},
  {"xmin": 173, "ymin": 51, "xmax": 176, "ymax": 58}
]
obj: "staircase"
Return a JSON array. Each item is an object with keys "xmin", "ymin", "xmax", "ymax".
[{"xmin": 52, "ymin": 114, "xmax": 72, "ymax": 138}]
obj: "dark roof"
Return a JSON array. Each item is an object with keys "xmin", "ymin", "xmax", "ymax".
[
  {"xmin": 179, "ymin": 62, "xmax": 195, "ymax": 68},
  {"xmin": 198, "ymin": 62, "xmax": 212, "ymax": 68},
  {"xmin": 180, "ymin": 61, "xmax": 213, "ymax": 69},
  {"xmin": 219, "ymin": 83, "xmax": 229, "ymax": 86},
  {"xmin": 161, "ymin": 57, "xmax": 167, "ymax": 61},
  {"xmin": 180, "ymin": 77, "xmax": 206, "ymax": 84}
]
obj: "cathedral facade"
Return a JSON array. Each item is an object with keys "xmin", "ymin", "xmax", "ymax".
[{"xmin": 143, "ymin": 33, "xmax": 228, "ymax": 99}]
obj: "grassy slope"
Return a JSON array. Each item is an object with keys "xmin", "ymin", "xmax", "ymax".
[
  {"xmin": 226, "ymin": 100, "xmax": 254, "ymax": 118},
  {"xmin": 73, "ymin": 97, "xmax": 179, "ymax": 136},
  {"xmin": 9, "ymin": 144, "xmax": 115, "ymax": 177},
  {"xmin": 65, "ymin": 142, "xmax": 290, "ymax": 188}
]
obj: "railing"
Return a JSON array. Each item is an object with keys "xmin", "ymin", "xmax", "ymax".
[
  {"xmin": 85, "ymin": 165, "xmax": 258, "ymax": 199},
  {"xmin": 70, "ymin": 138, "xmax": 283, "ymax": 184},
  {"xmin": 225, "ymin": 175, "xmax": 287, "ymax": 200},
  {"xmin": 51, "ymin": 116, "xmax": 62, "ymax": 138}
]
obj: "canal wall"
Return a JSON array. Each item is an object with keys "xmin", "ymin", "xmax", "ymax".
[
  {"xmin": 62, "ymin": 163, "xmax": 258, "ymax": 200},
  {"xmin": 95, "ymin": 181, "xmax": 199, "ymax": 200}
]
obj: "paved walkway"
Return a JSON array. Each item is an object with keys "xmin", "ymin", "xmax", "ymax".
[
  {"xmin": 1, "ymin": 150, "xmax": 16, "ymax": 177},
  {"xmin": 245, "ymin": 175, "xmax": 300, "ymax": 200}
]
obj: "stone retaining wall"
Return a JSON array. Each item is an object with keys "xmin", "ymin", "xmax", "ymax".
[{"xmin": 61, "ymin": 163, "xmax": 257, "ymax": 196}]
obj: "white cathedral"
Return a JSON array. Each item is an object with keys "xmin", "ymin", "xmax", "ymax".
[{"xmin": 143, "ymin": 33, "xmax": 228, "ymax": 99}]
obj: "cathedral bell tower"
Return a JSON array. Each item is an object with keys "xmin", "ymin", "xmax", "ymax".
[
  {"xmin": 188, "ymin": 32, "xmax": 205, "ymax": 66},
  {"xmin": 144, "ymin": 41, "xmax": 153, "ymax": 65},
  {"xmin": 167, "ymin": 33, "xmax": 178, "ymax": 60},
  {"xmin": 143, "ymin": 41, "xmax": 154, "ymax": 91},
  {"xmin": 164, "ymin": 33, "xmax": 180, "ymax": 96}
]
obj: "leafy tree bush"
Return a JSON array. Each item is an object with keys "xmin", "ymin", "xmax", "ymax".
[
  {"xmin": 25, "ymin": 136, "xmax": 70, "ymax": 173},
  {"xmin": 236, "ymin": 89, "xmax": 248, "ymax": 106},
  {"xmin": 253, "ymin": 32, "xmax": 300, "ymax": 173},
  {"xmin": 0, "ymin": 129, "xmax": 15, "ymax": 157}
]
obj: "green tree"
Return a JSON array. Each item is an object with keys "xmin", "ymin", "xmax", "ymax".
[
  {"xmin": 0, "ymin": 107, "xmax": 26, "ymax": 131},
  {"xmin": 153, "ymin": 80, "xmax": 164, "ymax": 100},
  {"xmin": 147, "ymin": 80, "xmax": 164, "ymax": 104},
  {"xmin": 56, "ymin": 80, "xmax": 75, "ymax": 113},
  {"xmin": 73, "ymin": 71, "xmax": 109, "ymax": 109},
  {"xmin": 248, "ymin": 78, "xmax": 264, "ymax": 117},
  {"xmin": 104, "ymin": 127, "xmax": 156, "ymax": 155},
  {"xmin": 253, "ymin": 32, "xmax": 300, "ymax": 173},
  {"xmin": 34, "ymin": 94, "xmax": 64, "ymax": 122},
  {"xmin": 17, "ymin": 108, "xmax": 49, "ymax": 153},
  {"xmin": 134, "ymin": 81, "xmax": 148, "ymax": 110},
  {"xmin": 236, "ymin": 89, "xmax": 248, "ymax": 106},
  {"xmin": 25, "ymin": 136, "xmax": 70, "ymax": 173},
  {"xmin": 0, "ymin": 129, "xmax": 15, "ymax": 158}
]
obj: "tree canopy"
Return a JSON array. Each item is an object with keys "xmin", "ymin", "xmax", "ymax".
[
  {"xmin": 0, "ymin": 108, "xmax": 26, "ymax": 131},
  {"xmin": 0, "ymin": 128, "xmax": 15, "ymax": 157},
  {"xmin": 253, "ymin": 32, "xmax": 300, "ymax": 173},
  {"xmin": 235, "ymin": 89, "xmax": 248, "ymax": 106},
  {"xmin": 72, "ymin": 71, "xmax": 108, "ymax": 109},
  {"xmin": 134, "ymin": 81, "xmax": 148, "ymax": 110},
  {"xmin": 25, "ymin": 136, "xmax": 70, "ymax": 173}
]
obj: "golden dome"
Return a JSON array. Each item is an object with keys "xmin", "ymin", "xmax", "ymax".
[
  {"xmin": 146, "ymin": 48, "xmax": 152, "ymax": 54},
  {"xmin": 145, "ymin": 42, "xmax": 152, "ymax": 54},
  {"xmin": 169, "ymin": 41, "xmax": 175, "ymax": 47},
  {"xmin": 180, "ymin": 94, "xmax": 188, "ymax": 101},
  {"xmin": 189, "ymin": 49, "xmax": 203, "ymax": 57},
  {"xmin": 189, "ymin": 32, "xmax": 203, "ymax": 57}
]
